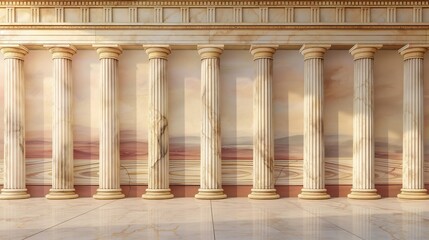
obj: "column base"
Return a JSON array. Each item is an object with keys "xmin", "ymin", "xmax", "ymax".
[
  {"xmin": 348, "ymin": 189, "xmax": 381, "ymax": 200},
  {"xmin": 298, "ymin": 189, "xmax": 330, "ymax": 200},
  {"xmin": 397, "ymin": 189, "xmax": 429, "ymax": 200},
  {"xmin": 142, "ymin": 189, "xmax": 174, "ymax": 200},
  {"xmin": 0, "ymin": 189, "xmax": 30, "ymax": 200},
  {"xmin": 93, "ymin": 189, "xmax": 125, "ymax": 200},
  {"xmin": 248, "ymin": 189, "xmax": 280, "ymax": 200},
  {"xmin": 195, "ymin": 189, "xmax": 227, "ymax": 200},
  {"xmin": 46, "ymin": 189, "xmax": 78, "ymax": 200}
]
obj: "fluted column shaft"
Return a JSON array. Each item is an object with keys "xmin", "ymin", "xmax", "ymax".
[
  {"xmin": 248, "ymin": 45, "xmax": 279, "ymax": 199},
  {"xmin": 143, "ymin": 45, "xmax": 174, "ymax": 199},
  {"xmin": 398, "ymin": 44, "xmax": 429, "ymax": 199},
  {"xmin": 45, "ymin": 45, "xmax": 78, "ymax": 199},
  {"xmin": 195, "ymin": 45, "xmax": 227, "ymax": 200},
  {"xmin": 299, "ymin": 44, "xmax": 331, "ymax": 200},
  {"xmin": 348, "ymin": 44, "xmax": 382, "ymax": 200},
  {"xmin": 93, "ymin": 45, "xmax": 125, "ymax": 200},
  {"xmin": 0, "ymin": 45, "xmax": 30, "ymax": 199}
]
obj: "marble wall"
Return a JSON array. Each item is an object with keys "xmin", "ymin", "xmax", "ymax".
[{"xmin": 0, "ymin": 49, "xmax": 428, "ymax": 190}]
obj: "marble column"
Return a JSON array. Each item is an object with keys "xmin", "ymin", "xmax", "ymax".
[
  {"xmin": 348, "ymin": 44, "xmax": 382, "ymax": 200},
  {"xmin": 142, "ymin": 45, "xmax": 174, "ymax": 200},
  {"xmin": 0, "ymin": 45, "xmax": 30, "ymax": 199},
  {"xmin": 299, "ymin": 44, "xmax": 331, "ymax": 200},
  {"xmin": 248, "ymin": 45, "xmax": 279, "ymax": 200},
  {"xmin": 397, "ymin": 44, "xmax": 429, "ymax": 199},
  {"xmin": 195, "ymin": 45, "xmax": 227, "ymax": 200},
  {"xmin": 93, "ymin": 45, "xmax": 125, "ymax": 199},
  {"xmin": 45, "ymin": 45, "xmax": 78, "ymax": 199}
]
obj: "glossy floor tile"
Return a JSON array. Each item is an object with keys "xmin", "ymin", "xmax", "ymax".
[{"xmin": 1, "ymin": 198, "xmax": 429, "ymax": 239}]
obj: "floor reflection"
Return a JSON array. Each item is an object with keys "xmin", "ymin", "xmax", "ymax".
[{"xmin": 0, "ymin": 198, "xmax": 429, "ymax": 239}]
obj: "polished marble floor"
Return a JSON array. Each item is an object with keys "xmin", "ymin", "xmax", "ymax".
[{"xmin": 1, "ymin": 197, "xmax": 428, "ymax": 240}]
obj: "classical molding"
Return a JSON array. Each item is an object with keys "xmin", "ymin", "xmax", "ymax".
[
  {"xmin": 1, "ymin": 1, "xmax": 428, "ymax": 7},
  {"xmin": 1, "ymin": 1, "xmax": 429, "ymax": 27}
]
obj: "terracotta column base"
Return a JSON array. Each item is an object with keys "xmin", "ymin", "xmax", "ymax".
[
  {"xmin": 397, "ymin": 189, "xmax": 429, "ymax": 200},
  {"xmin": 248, "ymin": 189, "xmax": 279, "ymax": 200},
  {"xmin": 348, "ymin": 189, "xmax": 381, "ymax": 200},
  {"xmin": 46, "ymin": 189, "xmax": 78, "ymax": 200},
  {"xmin": 143, "ymin": 189, "xmax": 174, "ymax": 200},
  {"xmin": 0, "ymin": 189, "xmax": 30, "ymax": 200},
  {"xmin": 298, "ymin": 189, "xmax": 330, "ymax": 200},
  {"xmin": 93, "ymin": 189, "xmax": 125, "ymax": 200}
]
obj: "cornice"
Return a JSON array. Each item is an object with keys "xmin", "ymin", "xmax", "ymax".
[
  {"xmin": 0, "ymin": 24, "xmax": 427, "ymax": 30},
  {"xmin": 0, "ymin": 1, "xmax": 428, "ymax": 7}
]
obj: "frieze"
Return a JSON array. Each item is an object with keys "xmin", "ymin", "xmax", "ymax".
[{"xmin": 1, "ymin": 3, "xmax": 429, "ymax": 26}]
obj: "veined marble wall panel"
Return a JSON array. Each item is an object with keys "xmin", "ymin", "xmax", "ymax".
[
  {"xmin": 72, "ymin": 50, "xmax": 100, "ymax": 160},
  {"xmin": 220, "ymin": 50, "xmax": 253, "ymax": 160},
  {"xmin": 273, "ymin": 50, "xmax": 304, "ymax": 161},
  {"xmin": 24, "ymin": 51, "xmax": 52, "ymax": 160},
  {"xmin": 324, "ymin": 51, "xmax": 354, "ymax": 184},
  {"xmin": 1, "ymin": 50, "xmax": 429, "ymax": 186},
  {"xmin": 117, "ymin": 50, "xmax": 148, "ymax": 160},
  {"xmin": 168, "ymin": 50, "xmax": 201, "ymax": 160},
  {"xmin": 374, "ymin": 51, "xmax": 403, "ymax": 184}
]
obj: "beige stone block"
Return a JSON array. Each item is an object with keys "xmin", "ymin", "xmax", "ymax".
[
  {"xmin": 345, "ymin": 8, "xmax": 360, "ymax": 23},
  {"xmin": 216, "ymin": 8, "xmax": 233, "ymax": 23},
  {"xmin": 423, "ymin": 8, "xmax": 429, "ymax": 22},
  {"xmin": 89, "ymin": 8, "xmax": 103, "ymax": 23},
  {"xmin": 64, "ymin": 8, "xmax": 80, "ymax": 23},
  {"xmin": 164, "ymin": 7, "xmax": 180, "ymax": 23},
  {"xmin": 294, "ymin": 8, "xmax": 310, "ymax": 23},
  {"xmin": 242, "ymin": 8, "xmax": 258, "ymax": 23},
  {"xmin": 16, "ymin": 8, "xmax": 31, "ymax": 23},
  {"xmin": 137, "ymin": 8, "xmax": 153, "ymax": 23},
  {"xmin": 396, "ymin": 8, "xmax": 413, "ymax": 23},
  {"xmin": 268, "ymin": 8, "xmax": 284, "ymax": 23},
  {"xmin": 0, "ymin": 8, "xmax": 6, "ymax": 23},
  {"xmin": 190, "ymin": 7, "xmax": 206, "ymax": 23},
  {"xmin": 371, "ymin": 8, "xmax": 387, "ymax": 23},
  {"xmin": 113, "ymin": 8, "xmax": 128, "ymax": 23},
  {"xmin": 320, "ymin": 8, "xmax": 336, "ymax": 23},
  {"xmin": 40, "ymin": 8, "xmax": 55, "ymax": 23}
]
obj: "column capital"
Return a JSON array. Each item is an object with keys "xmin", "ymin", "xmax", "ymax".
[
  {"xmin": 299, "ymin": 44, "xmax": 331, "ymax": 60},
  {"xmin": 197, "ymin": 45, "xmax": 224, "ymax": 59},
  {"xmin": 45, "ymin": 45, "xmax": 77, "ymax": 60},
  {"xmin": 0, "ymin": 45, "xmax": 28, "ymax": 60},
  {"xmin": 250, "ymin": 45, "xmax": 278, "ymax": 60},
  {"xmin": 143, "ymin": 45, "xmax": 171, "ymax": 60},
  {"xmin": 94, "ymin": 45, "xmax": 122, "ymax": 60},
  {"xmin": 350, "ymin": 44, "xmax": 382, "ymax": 60},
  {"xmin": 399, "ymin": 44, "xmax": 429, "ymax": 60}
]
